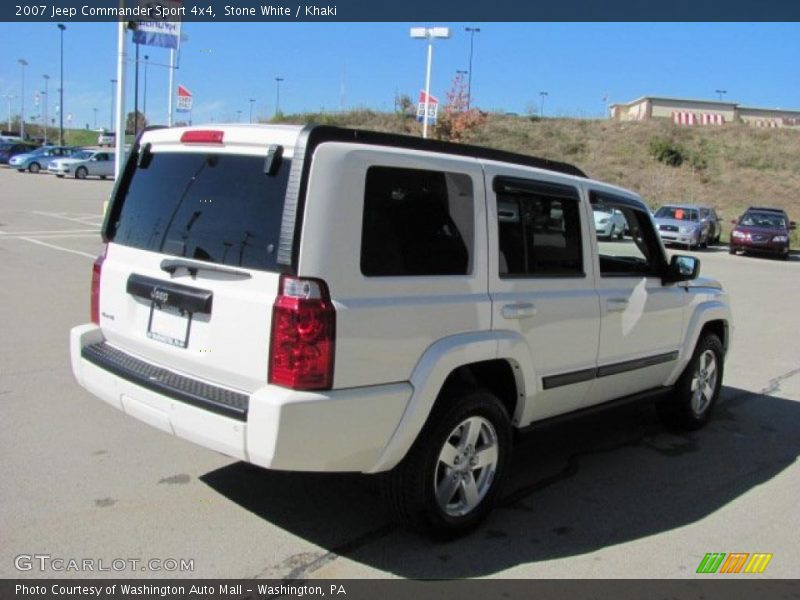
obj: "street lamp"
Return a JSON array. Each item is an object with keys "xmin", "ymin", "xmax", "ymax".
[
  {"xmin": 236, "ymin": 109, "xmax": 242, "ymax": 122},
  {"xmin": 18, "ymin": 59, "xmax": 28, "ymax": 139},
  {"xmin": 93, "ymin": 107, "xmax": 98, "ymax": 129},
  {"xmin": 248, "ymin": 98, "xmax": 255, "ymax": 123},
  {"xmin": 43, "ymin": 74, "xmax": 50, "ymax": 144},
  {"xmin": 539, "ymin": 90, "xmax": 549, "ymax": 117},
  {"xmin": 274, "ymin": 78, "xmax": 284, "ymax": 117},
  {"xmin": 143, "ymin": 55, "xmax": 149, "ymax": 121},
  {"xmin": 410, "ymin": 26, "xmax": 451, "ymax": 139},
  {"xmin": 2, "ymin": 94, "xmax": 17, "ymax": 131},
  {"xmin": 464, "ymin": 27, "xmax": 480, "ymax": 110},
  {"xmin": 715, "ymin": 89, "xmax": 727, "ymax": 102},
  {"xmin": 109, "ymin": 79, "xmax": 117, "ymax": 132},
  {"xmin": 57, "ymin": 23, "xmax": 65, "ymax": 145}
]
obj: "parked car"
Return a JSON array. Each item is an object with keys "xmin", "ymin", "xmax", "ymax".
[
  {"xmin": 70, "ymin": 125, "xmax": 731, "ymax": 538},
  {"xmin": 97, "ymin": 132, "xmax": 116, "ymax": 147},
  {"xmin": 593, "ymin": 205, "xmax": 626, "ymax": 239},
  {"xmin": 698, "ymin": 206, "xmax": 723, "ymax": 245},
  {"xmin": 729, "ymin": 208, "xmax": 795, "ymax": 260},
  {"xmin": 9, "ymin": 145, "xmax": 79, "ymax": 173},
  {"xmin": 48, "ymin": 150, "xmax": 115, "ymax": 179},
  {"xmin": 0, "ymin": 142, "xmax": 38, "ymax": 165},
  {"xmin": 653, "ymin": 204, "xmax": 711, "ymax": 249}
]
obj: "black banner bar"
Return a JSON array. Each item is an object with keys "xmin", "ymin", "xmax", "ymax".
[{"xmin": 3, "ymin": 0, "xmax": 800, "ymax": 22}]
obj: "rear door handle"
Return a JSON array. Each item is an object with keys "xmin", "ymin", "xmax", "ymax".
[
  {"xmin": 607, "ymin": 297, "xmax": 629, "ymax": 312},
  {"xmin": 502, "ymin": 302, "xmax": 537, "ymax": 319}
]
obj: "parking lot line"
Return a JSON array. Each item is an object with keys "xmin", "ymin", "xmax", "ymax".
[
  {"xmin": 18, "ymin": 236, "xmax": 97, "ymax": 259},
  {"xmin": 0, "ymin": 229, "xmax": 99, "ymax": 236},
  {"xmin": 32, "ymin": 211, "xmax": 105, "ymax": 227}
]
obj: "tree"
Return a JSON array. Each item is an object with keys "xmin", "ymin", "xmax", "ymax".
[
  {"xmin": 436, "ymin": 72, "xmax": 487, "ymax": 142},
  {"xmin": 125, "ymin": 110, "xmax": 147, "ymax": 134}
]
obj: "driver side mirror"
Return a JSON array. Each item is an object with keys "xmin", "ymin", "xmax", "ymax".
[{"xmin": 664, "ymin": 255, "xmax": 700, "ymax": 284}]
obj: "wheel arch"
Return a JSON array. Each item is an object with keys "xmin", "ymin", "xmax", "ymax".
[
  {"xmin": 365, "ymin": 330, "xmax": 535, "ymax": 474},
  {"xmin": 666, "ymin": 300, "xmax": 731, "ymax": 386}
]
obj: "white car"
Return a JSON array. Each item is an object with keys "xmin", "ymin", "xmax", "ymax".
[
  {"xmin": 48, "ymin": 150, "xmax": 115, "ymax": 179},
  {"xmin": 70, "ymin": 124, "xmax": 732, "ymax": 538},
  {"xmin": 593, "ymin": 205, "xmax": 626, "ymax": 239},
  {"xmin": 97, "ymin": 132, "xmax": 116, "ymax": 147}
]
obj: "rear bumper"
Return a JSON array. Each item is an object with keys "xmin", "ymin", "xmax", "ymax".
[{"xmin": 70, "ymin": 324, "xmax": 412, "ymax": 473}]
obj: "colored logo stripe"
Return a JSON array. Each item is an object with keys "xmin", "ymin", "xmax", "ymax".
[
  {"xmin": 744, "ymin": 554, "xmax": 773, "ymax": 574},
  {"xmin": 697, "ymin": 553, "xmax": 726, "ymax": 574},
  {"xmin": 719, "ymin": 553, "xmax": 749, "ymax": 574}
]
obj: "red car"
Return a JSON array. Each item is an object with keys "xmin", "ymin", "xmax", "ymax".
[{"xmin": 729, "ymin": 208, "xmax": 795, "ymax": 260}]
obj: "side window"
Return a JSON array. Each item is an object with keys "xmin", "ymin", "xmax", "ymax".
[
  {"xmin": 361, "ymin": 166, "xmax": 473, "ymax": 277},
  {"xmin": 495, "ymin": 177, "xmax": 583, "ymax": 277},
  {"xmin": 591, "ymin": 192, "xmax": 666, "ymax": 277}
]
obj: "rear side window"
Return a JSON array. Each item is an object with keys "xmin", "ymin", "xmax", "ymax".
[
  {"xmin": 495, "ymin": 177, "xmax": 583, "ymax": 277},
  {"xmin": 361, "ymin": 166, "xmax": 474, "ymax": 276},
  {"xmin": 107, "ymin": 152, "xmax": 291, "ymax": 272}
]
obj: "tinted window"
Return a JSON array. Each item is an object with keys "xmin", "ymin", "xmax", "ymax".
[
  {"xmin": 592, "ymin": 192, "xmax": 666, "ymax": 277},
  {"xmin": 361, "ymin": 166, "xmax": 473, "ymax": 276},
  {"xmin": 108, "ymin": 152, "xmax": 291, "ymax": 272},
  {"xmin": 655, "ymin": 206, "xmax": 699, "ymax": 221},
  {"xmin": 496, "ymin": 178, "xmax": 583, "ymax": 277}
]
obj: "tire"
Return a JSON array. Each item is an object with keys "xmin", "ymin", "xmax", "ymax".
[
  {"xmin": 384, "ymin": 390, "xmax": 512, "ymax": 538},
  {"xmin": 29, "ymin": 162, "xmax": 40, "ymax": 174},
  {"xmin": 728, "ymin": 245, "xmax": 737, "ymax": 255},
  {"xmin": 75, "ymin": 167, "xmax": 88, "ymax": 180},
  {"xmin": 657, "ymin": 333, "xmax": 724, "ymax": 431},
  {"xmin": 616, "ymin": 227, "xmax": 624, "ymax": 240},
  {"xmin": 100, "ymin": 175, "xmax": 107, "ymax": 180}
]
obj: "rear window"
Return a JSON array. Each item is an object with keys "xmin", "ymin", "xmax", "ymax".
[{"xmin": 107, "ymin": 152, "xmax": 291, "ymax": 272}]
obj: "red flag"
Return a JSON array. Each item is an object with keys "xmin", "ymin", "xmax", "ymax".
[{"xmin": 177, "ymin": 85, "xmax": 192, "ymax": 97}]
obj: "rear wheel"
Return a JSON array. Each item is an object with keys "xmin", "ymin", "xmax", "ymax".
[
  {"xmin": 728, "ymin": 245, "xmax": 737, "ymax": 255},
  {"xmin": 75, "ymin": 166, "xmax": 88, "ymax": 180},
  {"xmin": 29, "ymin": 162, "xmax": 40, "ymax": 174},
  {"xmin": 384, "ymin": 390, "xmax": 512, "ymax": 538},
  {"xmin": 658, "ymin": 333, "xmax": 723, "ymax": 430}
]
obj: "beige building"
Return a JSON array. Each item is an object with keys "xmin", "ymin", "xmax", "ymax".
[{"xmin": 610, "ymin": 96, "xmax": 800, "ymax": 128}]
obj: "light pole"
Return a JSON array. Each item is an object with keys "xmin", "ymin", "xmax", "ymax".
[
  {"xmin": 464, "ymin": 27, "xmax": 480, "ymax": 110},
  {"xmin": 109, "ymin": 79, "xmax": 116, "ymax": 131},
  {"xmin": 93, "ymin": 107, "xmax": 98, "ymax": 129},
  {"xmin": 715, "ymin": 89, "xmax": 727, "ymax": 102},
  {"xmin": 236, "ymin": 109, "xmax": 242, "ymax": 122},
  {"xmin": 3, "ymin": 95, "xmax": 16, "ymax": 131},
  {"xmin": 410, "ymin": 26, "xmax": 451, "ymax": 139},
  {"xmin": 143, "ymin": 54, "xmax": 149, "ymax": 121},
  {"xmin": 43, "ymin": 74, "xmax": 49, "ymax": 144},
  {"xmin": 248, "ymin": 98, "xmax": 255, "ymax": 123},
  {"xmin": 539, "ymin": 90, "xmax": 549, "ymax": 117},
  {"xmin": 18, "ymin": 59, "xmax": 28, "ymax": 139},
  {"xmin": 274, "ymin": 77, "xmax": 284, "ymax": 117},
  {"xmin": 57, "ymin": 23, "xmax": 65, "ymax": 145}
]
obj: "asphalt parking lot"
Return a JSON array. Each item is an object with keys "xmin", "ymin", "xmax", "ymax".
[{"xmin": 1, "ymin": 166, "xmax": 798, "ymax": 580}]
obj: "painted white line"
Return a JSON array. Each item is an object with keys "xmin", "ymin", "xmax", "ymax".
[
  {"xmin": 32, "ymin": 211, "xmax": 103, "ymax": 226},
  {"xmin": 6, "ymin": 233, "xmax": 100, "ymax": 239},
  {"xmin": 0, "ymin": 229, "xmax": 99, "ymax": 236},
  {"xmin": 18, "ymin": 237, "xmax": 96, "ymax": 259}
]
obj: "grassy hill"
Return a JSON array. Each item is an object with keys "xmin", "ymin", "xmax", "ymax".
[{"xmin": 273, "ymin": 110, "xmax": 800, "ymax": 227}]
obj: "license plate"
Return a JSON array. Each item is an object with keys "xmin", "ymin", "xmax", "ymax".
[{"xmin": 147, "ymin": 303, "xmax": 191, "ymax": 348}]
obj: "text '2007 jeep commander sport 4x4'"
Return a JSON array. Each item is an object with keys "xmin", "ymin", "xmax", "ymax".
[{"xmin": 71, "ymin": 125, "xmax": 732, "ymax": 537}]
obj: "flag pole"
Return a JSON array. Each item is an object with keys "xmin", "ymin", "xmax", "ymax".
[{"xmin": 167, "ymin": 47, "xmax": 174, "ymax": 127}]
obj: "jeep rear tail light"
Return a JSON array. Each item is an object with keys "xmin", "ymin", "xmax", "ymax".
[
  {"xmin": 180, "ymin": 130, "xmax": 224, "ymax": 144},
  {"xmin": 269, "ymin": 276, "xmax": 335, "ymax": 390},
  {"xmin": 90, "ymin": 244, "xmax": 108, "ymax": 325}
]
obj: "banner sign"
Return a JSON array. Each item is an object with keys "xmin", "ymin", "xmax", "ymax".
[
  {"xmin": 416, "ymin": 91, "xmax": 439, "ymax": 125},
  {"xmin": 176, "ymin": 85, "xmax": 192, "ymax": 112},
  {"xmin": 131, "ymin": 0, "xmax": 182, "ymax": 48}
]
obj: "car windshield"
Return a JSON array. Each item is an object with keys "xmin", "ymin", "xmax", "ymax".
[
  {"xmin": 741, "ymin": 213, "xmax": 786, "ymax": 229},
  {"xmin": 655, "ymin": 206, "xmax": 699, "ymax": 222},
  {"xmin": 73, "ymin": 151, "xmax": 94, "ymax": 160}
]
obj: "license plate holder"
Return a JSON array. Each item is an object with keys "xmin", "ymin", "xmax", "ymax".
[{"xmin": 147, "ymin": 303, "xmax": 192, "ymax": 348}]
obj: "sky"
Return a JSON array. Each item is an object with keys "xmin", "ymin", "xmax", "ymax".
[{"xmin": 1, "ymin": 22, "xmax": 800, "ymax": 131}]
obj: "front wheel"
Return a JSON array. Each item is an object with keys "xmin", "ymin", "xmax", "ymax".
[
  {"xmin": 29, "ymin": 162, "xmax": 41, "ymax": 174},
  {"xmin": 657, "ymin": 333, "xmax": 723, "ymax": 430},
  {"xmin": 75, "ymin": 166, "xmax": 88, "ymax": 180},
  {"xmin": 384, "ymin": 390, "xmax": 512, "ymax": 538}
]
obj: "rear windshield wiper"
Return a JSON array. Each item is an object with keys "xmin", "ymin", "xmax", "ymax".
[{"xmin": 160, "ymin": 258, "xmax": 252, "ymax": 279}]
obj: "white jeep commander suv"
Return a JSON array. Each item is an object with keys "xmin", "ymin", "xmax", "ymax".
[{"xmin": 71, "ymin": 124, "xmax": 732, "ymax": 537}]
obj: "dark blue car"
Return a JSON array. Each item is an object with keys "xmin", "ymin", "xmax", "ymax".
[{"xmin": 0, "ymin": 142, "xmax": 38, "ymax": 165}]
